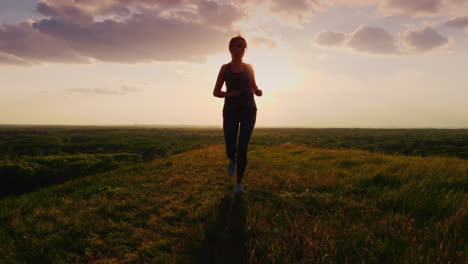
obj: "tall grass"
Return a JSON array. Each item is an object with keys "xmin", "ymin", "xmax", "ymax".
[
  {"xmin": 244, "ymin": 144, "xmax": 466, "ymax": 263},
  {"xmin": 0, "ymin": 144, "xmax": 466, "ymax": 263}
]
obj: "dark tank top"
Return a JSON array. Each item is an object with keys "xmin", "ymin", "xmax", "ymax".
[{"xmin": 223, "ymin": 63, "xmax": 257, "ymax": 112}]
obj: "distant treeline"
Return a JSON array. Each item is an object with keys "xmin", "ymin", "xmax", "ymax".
[
  {"xmin": 0, "ymin": 128, "xmax": 223, "ymax": 159},
  {"xmin": 0, "ymin": 127, "xmax": 467, "ymax": 196},
  {"xmin": 0, "ymin": 128, "xmax": 224, "ymax": 196},
  {"xmin": 251, "ymin": 128, "xmax": 468, "ymax": 159},
  {"xmin": 1, "ymin": 127, "xmax": 467, "ymax": 159}
]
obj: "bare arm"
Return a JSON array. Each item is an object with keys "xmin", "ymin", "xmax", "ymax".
[
  {"xmin": 213, "ymin": 64, "xmax": 242, "ymax": 98},
  {"xmin": 213, "ymin": 65, "xmax": 227, "ymax": 98},
  {"xmin": 247, "ymin": 64, "xmax": 262, "ymax": 96}
]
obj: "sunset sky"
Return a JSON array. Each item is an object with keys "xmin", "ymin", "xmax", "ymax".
[{"xmin": 1, "ymin": 0, "xmax": 467, "ymax": 128}]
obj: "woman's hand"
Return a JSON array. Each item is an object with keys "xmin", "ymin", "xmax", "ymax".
[
  {"xmin": 213, "ymin": 89, "xmax": 225, "ymax": 98},
  {"xmin": 213, "ymin": 88, "xmax": 243, "ymax": 98},
  {"xmin": 246, "ymin": 64, "xmax": 262, "ymax": 97}
]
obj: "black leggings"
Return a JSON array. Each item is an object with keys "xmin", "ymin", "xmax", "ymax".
[{"xmin": 223, "ymin": 109, "xmax": 257, "ymax": 177}]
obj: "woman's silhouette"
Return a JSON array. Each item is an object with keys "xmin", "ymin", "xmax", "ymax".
[{"xmin": 213, "ymin": 35, "xmax": 262, "ymax": 194}]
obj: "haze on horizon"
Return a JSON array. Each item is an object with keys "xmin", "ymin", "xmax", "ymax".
[{"xmin": 1, "ymin": 0, "xmax": 467, "ymax": 128}]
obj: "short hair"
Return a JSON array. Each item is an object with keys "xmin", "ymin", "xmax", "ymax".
[{"xmin": 229, "ymin": 34, "xmax": 247, "ymax": 49}]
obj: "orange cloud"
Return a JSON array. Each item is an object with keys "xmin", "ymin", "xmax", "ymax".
[
  {"xmin": 401, "ymin": 27, "xmax": 450, "ymax": 53},
  {"xmin": 445, "ymin": 16, "xmax": 468, "ymax": 33},
  {"xmin": 347, "ymin": 25, "xmax": 398, "ymax": 54},
  {"xmin": 0, "ymin": 21, "xmax": 88, "ymax": 64},
  {"xmin": 314, "ymin": 25, "xmax": 449, "ymax": 55},
  {"xmin": 379, "ymin": 0, "xmax": 468, "ymax": 16},
  {"xmin": 315, "ymin": 31, "xmax": 346, "ymax": 47},
  {"xmin": 0, "ymin": 0, "xmax": 244, "ymax": 65}
]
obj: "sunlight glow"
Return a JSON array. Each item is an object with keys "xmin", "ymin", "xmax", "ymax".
[
  {"xmin": 246, "ymin": 46, "xmax": 298, "ymax": 94},
  {"xmin": 205, "ymin": 46, "xmax": 298, "ymax": 94}
]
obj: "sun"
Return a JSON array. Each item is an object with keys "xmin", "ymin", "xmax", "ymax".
[{"xmin": 245, "ymin": 46, "xmax": 298, "ymax": 93}]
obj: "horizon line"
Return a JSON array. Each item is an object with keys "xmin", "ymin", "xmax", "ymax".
[{"xmin": 0, "ymin": 124, "xmax": 467, "ymax": 130}]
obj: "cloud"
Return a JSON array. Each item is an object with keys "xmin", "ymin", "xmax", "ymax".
[
  {"xmin": 0, "ymin": 21, "xmax": 89, "ymax": 64},
  {"xmin": 35, "ymin": 0, "xmax": 245, "ymax": 25},
  {"xmin": 1, "ymin": 0, "xmax": 461, "ymax": 65},
  {"xmin": 268, "ymin": 0, "xmax": 322, "ymax": 23},
  {"xmin": 445, "ymin": 16, "xmax": 468, "ymax": 33},
  {"xmin": 231, "ymin": 0, "xmax": 467, "ymax": 29},
  {"xmin": 36, "ymin": 0, "xmax": 185, "ymax": 18},
  {"xmin": 314, "ymin": 25, "xmax": 449, "ymax": 55},
  {"xmin": 379, "ymin": 0, "xmax": 468, "ymax": 17},
  {"xmin": 68, "ymin": 85, "xmax": 142, "ymax": 95},
  {"xmin": 315, "ymin": 31, "xmax": 346, "ymax": 47},
  {"xmin": 36, "ymin": 1, "xmax": 93, "ymax": 24},
  {"xmin": 0, "ymin": 52, "xmax": 30, "ymax": 66},
  {"xmin": 276, "ymin": 0, "xmax": 467, "ymax": 18},
  {"xmin": 381, "ymin": 0, "xmax": 442, "ymax": 16},
  {"xmin": 68, "ymin": 88, "xmax": 123, "ymax": 95},
  {"xmin": 32, "ymin": 11, "xmax": 228, "ymax": 63},
  {"xmin": 0, "ymin": 0, "xmax": 243, "ymax": 65},
  {"xmin": 198, "ymin": 0, "xmax": 245, "ymax": 28},
  {"xmin": 242, "ymin": 0, "xmax": 467, "ymax": 23},
  {"xmin": 446, "ymin": 16, "xmax": 468, "ymax": 28},
  {"xmin": 347, "ymin": 25, "xmax": 398, "ymax": 54},
  {"xmin": 120, "ymin": 85, "xmax": 142, "ymax": 93},
  {"xmin": 400, "ymin": 27, "xmax": 450, "ymax": 53},
  {"xmin": 14, "ymin": 0, "xmax": 468, "ymax": 31},
  {"xmin": 249, "ymin": 36, "xmax": 278, "ymax": 48},
  {"xmin": 233, "ymin": 0, "xmax": 323, "ymax": 25}
]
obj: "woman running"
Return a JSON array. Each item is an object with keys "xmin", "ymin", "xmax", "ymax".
[{"xmin": 213, "ymin": 35, "xmax": 263, "ymax": 194}]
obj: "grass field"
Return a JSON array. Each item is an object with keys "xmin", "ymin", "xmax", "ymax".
[
  {"xmin": 1, "ymin": 142, "xmax": 466, "ymax": 263},
  {"xmin": 1, "ymin": 127, "xmax": 467, "ymax": 197}
]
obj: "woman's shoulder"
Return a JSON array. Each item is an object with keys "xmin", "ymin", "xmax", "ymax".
[
  {"xmin": 219, "ymin": 64, "xmax": 229, "ymax": 75},
  {"xmin": 244, "ymin": 63, "xmax": 254, "ymax": 70},
  {"xmin": 243, "ymin": 63, "xmax": 254, "ymax": 74},
  {"xmin": 220, "ymin": 63, "xmax": 231, "ymax": 70}
]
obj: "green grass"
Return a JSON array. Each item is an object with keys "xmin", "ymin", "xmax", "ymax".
[
  {"xmin": 2, "ymin": 127, "xmax": 467, "ymax": 197},
  {"xmin": 0, "ymin": 144, "xmax": 466, "ymax": 263},
  {"xmin": 0, "ymin": 153, "xmax": 142, "ymax": 196}
]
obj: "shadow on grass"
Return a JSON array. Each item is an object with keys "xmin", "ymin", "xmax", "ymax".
[{"xmin": 194, "ymin": 193, "xmax": 247, "ymax": 264}]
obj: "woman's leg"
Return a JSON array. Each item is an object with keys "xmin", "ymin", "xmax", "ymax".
[
  {"xmin": 236, "ymin": 109, "xmax": 257, "ymax": 183},
  {"xmin": 223, "ymin": 111, "xmax": 240, "ymax": 162}
]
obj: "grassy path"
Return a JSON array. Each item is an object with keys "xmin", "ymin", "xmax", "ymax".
[
  {"xmin": 195, "ymin": 193, "xmax": 247, "ymax": 264},
  {"xmin": 1, "ymin": 144, "xmax": 466, "ymax": 263}
]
